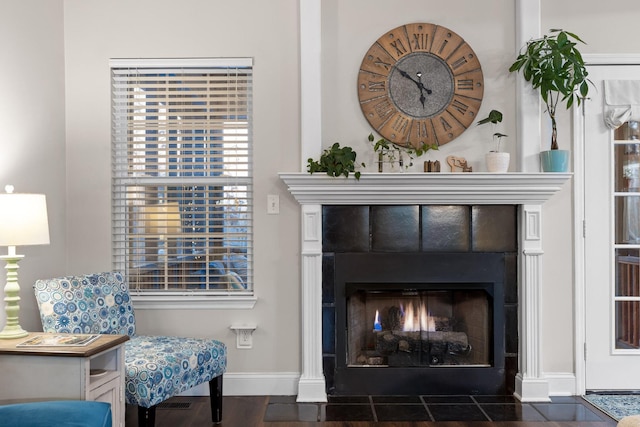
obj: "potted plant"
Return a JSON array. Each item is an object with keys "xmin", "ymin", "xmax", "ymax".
[
  {"xmin": 307, "ymin": 142, "xmax": 364, "ymax": 179},
  {"xmin": 368, "ymin": 133, "xmax": 438, "ymax": 172},
  {"xmin": 477, "ymin": 109, "xmax": 509, "ymax": 172},
  {"xmin": 368, "ymin": 133, "xmax": 400, "ymax": 172},
  {"xmin": 509, "ymin": 29, "xmax": 590, "ymax": 172}
]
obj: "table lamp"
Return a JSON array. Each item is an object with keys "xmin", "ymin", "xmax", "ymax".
[{"xmin": 0, "ymin": 185, "xmax": 50, "ymax": 339}]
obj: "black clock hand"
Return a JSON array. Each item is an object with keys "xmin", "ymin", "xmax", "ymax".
[
  {"xmin": 398, "ymin": 69, "xmax": 432, "ymax": 108},
  {"xmin": 416, "ymin": 72, "xmax": 432, "ymax": 95},
  {"xmin": 416, "ymin": 72, "xmax": 426, "ymax": 107},
  {"xmin": 398, "ymin": 69, "xmax": 419, "ymax": 85}
]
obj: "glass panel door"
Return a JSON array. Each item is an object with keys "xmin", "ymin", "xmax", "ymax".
[{"xmin": 613, "ymin": 122, "xmax": 640, "ymax": 351}]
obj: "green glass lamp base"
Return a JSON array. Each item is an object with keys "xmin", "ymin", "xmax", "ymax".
[
  {"xmin": 0, "ymin": 326, "xmax": 28, "ymax": 339},
  {"xmin": 0, "ymin": 252, "xmax": 28, "ymax": 340}
]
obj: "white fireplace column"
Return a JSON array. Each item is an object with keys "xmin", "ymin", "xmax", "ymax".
[
  {"xmin": 296, "ymin": 203, "xmax": 327, "ymax": 402},
  {"xmin": 516, "ymin": 204, "xmax": 550, "ymax": 401}
]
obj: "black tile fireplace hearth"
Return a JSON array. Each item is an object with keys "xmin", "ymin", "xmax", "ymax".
[{"xmin": 322, "ymin": 205, "xmax": 518, "ymax": 396}]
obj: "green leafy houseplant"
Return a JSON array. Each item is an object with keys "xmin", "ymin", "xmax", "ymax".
[
  {"xmin": 477, "ymin": 109, "xmax": 508, "ymax": 152},
  {"xmin": 307, "ymin": 142, "xmax": 364, "ymax": 179},
  {"xmin": 509, "ymin": 29, "xmax": 590, "ymax": 150}
]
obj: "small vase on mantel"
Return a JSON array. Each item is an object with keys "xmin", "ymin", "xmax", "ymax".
[{"xmin": 485, "ymin": 151, "xmax": 510, "ymax": 173}]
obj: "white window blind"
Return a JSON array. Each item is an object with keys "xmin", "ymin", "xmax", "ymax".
[{"xmin": 111, "ymin": 58, "xmax": 253, "ymax": 298}]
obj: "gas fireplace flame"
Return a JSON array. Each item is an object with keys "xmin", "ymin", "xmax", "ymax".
[
  {"xmin": 373, "ymin": 310, "xmax": 382, "ymax": 331},
  {"xmin": 402, "ymin": 301, "xmax": 436, "ymax": 332},
  {"xmin": 372, "ymin": 301, "xmax": 438, "ymax": 332}
]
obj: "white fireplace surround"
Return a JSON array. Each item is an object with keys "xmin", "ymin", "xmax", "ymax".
[{"xmin": 281, "ymin": 172, "xmax": 571, "ymax": 403}]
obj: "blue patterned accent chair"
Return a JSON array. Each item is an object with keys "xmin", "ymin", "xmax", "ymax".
[{"xmin": 33, "ymin": 272, "xmax": 227, "ymax": 427}]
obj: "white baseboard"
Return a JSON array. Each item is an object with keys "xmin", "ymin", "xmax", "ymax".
[
  {"xmin": 178, "ymin": 372, "xmax": 301, "ymax": 397},
  {"xmin": 546, "ymin": 372, "xmax": 577, "ymax": 396},
  {"xmin": 178, "ymin": 371, "xmax": 577, "ymax": 398}
]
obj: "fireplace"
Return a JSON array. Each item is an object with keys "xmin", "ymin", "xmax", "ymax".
[
  {"xmin": 323, "ymin": 205, "xmax": 514, "ymax": 396},
  {"xmin": 280, "ymin": 172, "xmax": 571, "ymax": 403}
]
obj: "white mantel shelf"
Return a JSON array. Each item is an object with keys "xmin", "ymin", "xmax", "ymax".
[{"xmin": 280, "ymin": 172, "xmax": 572, "ymax": 205}]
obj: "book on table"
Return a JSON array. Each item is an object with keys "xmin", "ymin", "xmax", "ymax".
[{"xmin": 17, "ymin": 334, "xmax": 101, "ymax": 347}]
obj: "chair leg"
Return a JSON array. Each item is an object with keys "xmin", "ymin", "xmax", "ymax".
[
  {"xmin": 138, "ymin": 405, "xmax": 157, "ymax": 427},
  {"xmin": 209, "ymin": 375, "xmax": 223, "ymax": 423}
]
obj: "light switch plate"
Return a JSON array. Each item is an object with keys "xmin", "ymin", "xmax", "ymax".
[{"xmin": 267, "ymin": 194, "xmax": 279, "ymax": 214}]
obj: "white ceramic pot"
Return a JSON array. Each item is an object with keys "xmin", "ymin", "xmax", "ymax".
[{"xmin": 485, "ymin": 152, "xmax": 510, "ymax": 172}]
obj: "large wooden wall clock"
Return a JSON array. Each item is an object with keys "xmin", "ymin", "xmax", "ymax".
[{"xmin": 358, "ymin": 23, "xmax": 484, "ymax": 148}]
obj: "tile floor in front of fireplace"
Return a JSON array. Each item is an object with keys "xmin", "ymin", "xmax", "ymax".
[{"xmin": 263, "ymin": 395, "xmax": 617, "ymax": 424}]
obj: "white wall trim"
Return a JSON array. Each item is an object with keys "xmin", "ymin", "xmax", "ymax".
[
  {"xmin": 178, "ymin": 372, "xmax": 300, "ymax": 397},
  {"xmin": 546, "ymin": 372, "xmax": 577, "ymax": 397},
  {"xmin": 572, "ymin": 83, "xmax": 586, "ymax": 397},
  {"xmin": 515, "ymin": 0, "xmax": 542, "ymax": 172},
  {"xmin": 176, "ymin": 371, "xmax": 574, "ymax": 398},
  {"xmin": 299, "ymin": 0, "xmax": 322, "ymax": 169}
]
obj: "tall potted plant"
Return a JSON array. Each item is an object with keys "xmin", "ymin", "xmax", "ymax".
[{"xmin": 509, "ymin": 29, "xmax": 590, "ymax": 172}]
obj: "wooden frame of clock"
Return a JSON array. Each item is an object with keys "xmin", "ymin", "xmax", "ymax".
[{"xmin": 358, "ymin": 23, "xmax": 484, "ymax": 149}]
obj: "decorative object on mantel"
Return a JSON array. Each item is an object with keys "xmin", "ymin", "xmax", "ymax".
[
  {"xmin": 509, "ymin": 29, "xmax": 591, "ymax": 172},
  {"xmin": 447, "ymin": 156, "xmax": 472, "ymax": 173},
  {"xmin": 357, "ymin": 23, "xmax": 483, "ymax": 150},
  {"xmin": 369, "ymin": 133, "xmax": 401, "ymax": 172},
  {"xmin": 307, "ymin": 142, "xmax": 364, "ymax": 179},
  {"xmin": 424, "ymin": 160, "xmax": 441, "ymax": 172},
  {"xmin": 368, "ymin": 133, "xmax": 437, "ymax": 172},
  {"xmin": 477, "ymin": 109, "xmax": 509, "ymax": 172}
]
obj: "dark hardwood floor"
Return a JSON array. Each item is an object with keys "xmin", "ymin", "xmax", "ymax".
[{"xmin": 125, "ymin": 395, "xmax": 619, "ymax": 427}]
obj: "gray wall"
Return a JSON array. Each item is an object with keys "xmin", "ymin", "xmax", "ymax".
[{"xmin": 1, "ymin": 0, "xmax": 640, "ymax": 395}]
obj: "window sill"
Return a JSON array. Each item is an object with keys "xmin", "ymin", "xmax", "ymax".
[{"xmin": 130, "ymin": 291, "xmax": 257, "ymax": 309}]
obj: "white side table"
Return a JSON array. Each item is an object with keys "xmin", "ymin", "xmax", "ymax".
[{"xmin": 0, "ymin": 333, "xmax": 128, "ymax": 427}]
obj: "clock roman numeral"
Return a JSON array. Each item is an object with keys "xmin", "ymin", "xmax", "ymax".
[
  {"xmin": 391, "ymin": 115, "xmax": 409, "ymax": 135},
  {"xmin": 373, "ymin": 56, "xmax": 393, "ymax": 71},
  {"xmin": 451, "ymin": 99, "xmax": 469, "ymax": 115},
  {"xmin": 412, "ymin": 33, "xmax": 428, "ymax": 50},
  {"xmin": 414, "ymin": 120, "xmax": 429, "ymax": 139},
  {"xmin": 450, "ymin": 56, "xmax": 468, "ymax": 70},
  {"xmin": 439, "ymin": 116, "xmax": 453, "ymax": 132},
  {"xmin": 367, "ymin": 80, "xmax": 386, "ymax": 92},
  {"xmin": 457, "ymin": 79, "xmax": 474, "ymax": 90},
  {"xmin": 437, "ymin": 39, "xmax": 448, "ymax": 55},
  {"xmin": 390, "ymin": 39, "xmax": 408, "ymax": 57},
  {"xmin": 374, "ymin": 99, "xmax": 395, "ymax": 121}
]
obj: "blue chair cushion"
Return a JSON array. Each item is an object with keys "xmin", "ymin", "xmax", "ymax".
[
  {"xmin": 125, "ymin": 335, "xmax": 226, "ymax": 407},
  {"xmin": 0, "ymin": 400, "xmax": 112, "ymax": 427}
]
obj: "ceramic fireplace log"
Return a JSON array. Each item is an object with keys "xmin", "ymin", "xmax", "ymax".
[{"xmin": 374, "ymin": 330, "xmax": 469, "ymax": 355}]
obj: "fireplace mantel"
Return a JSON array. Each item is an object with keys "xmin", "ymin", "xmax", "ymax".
[
  {"xmin": 281, "ymin": 171, "xmax": 571, "ymax": 403},
  {"xmin": 279, "ymin": 172, "xmax": 571, "ymax": 205}
]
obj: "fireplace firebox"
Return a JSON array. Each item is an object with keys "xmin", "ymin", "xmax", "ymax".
[
  {"xmin": 332, "ymin": 252, "xmax": 506, "ymax": 396},
  {"xmin": 347, "ymin": 287, "xmax": 491, "ymax": 368}
]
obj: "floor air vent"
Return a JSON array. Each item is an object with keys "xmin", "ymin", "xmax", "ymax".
[{"xmin": 158, "ymin": 402, "xmax": 192, "ymax": 410}]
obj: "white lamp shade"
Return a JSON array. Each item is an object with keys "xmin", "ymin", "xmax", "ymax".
[
  {"xmin": 0, "ymin": 193, "xmax": 50, "ymax": 246},
  {"xmin": 142, "ymin": 203, "xmax": 181, "ymax": 236}
]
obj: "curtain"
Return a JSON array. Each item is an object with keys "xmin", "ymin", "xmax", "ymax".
[{"xmin": 604, "ymin": 80, "xmax": 640, "ymax": 129}]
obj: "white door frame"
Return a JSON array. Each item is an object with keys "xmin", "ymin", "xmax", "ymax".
[{"xmin": 573, "ymin": 54, "xmax": 640, "ymax": 395}]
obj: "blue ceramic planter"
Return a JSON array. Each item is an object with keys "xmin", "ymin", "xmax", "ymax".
[{"xmin": 540, "ymin": 150, "xmax": 569, "ymax": 172}]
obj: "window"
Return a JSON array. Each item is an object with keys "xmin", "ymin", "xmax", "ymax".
[{"xmin": 111, "ymin": 58, "xmax": 254, "ymax": 307}]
